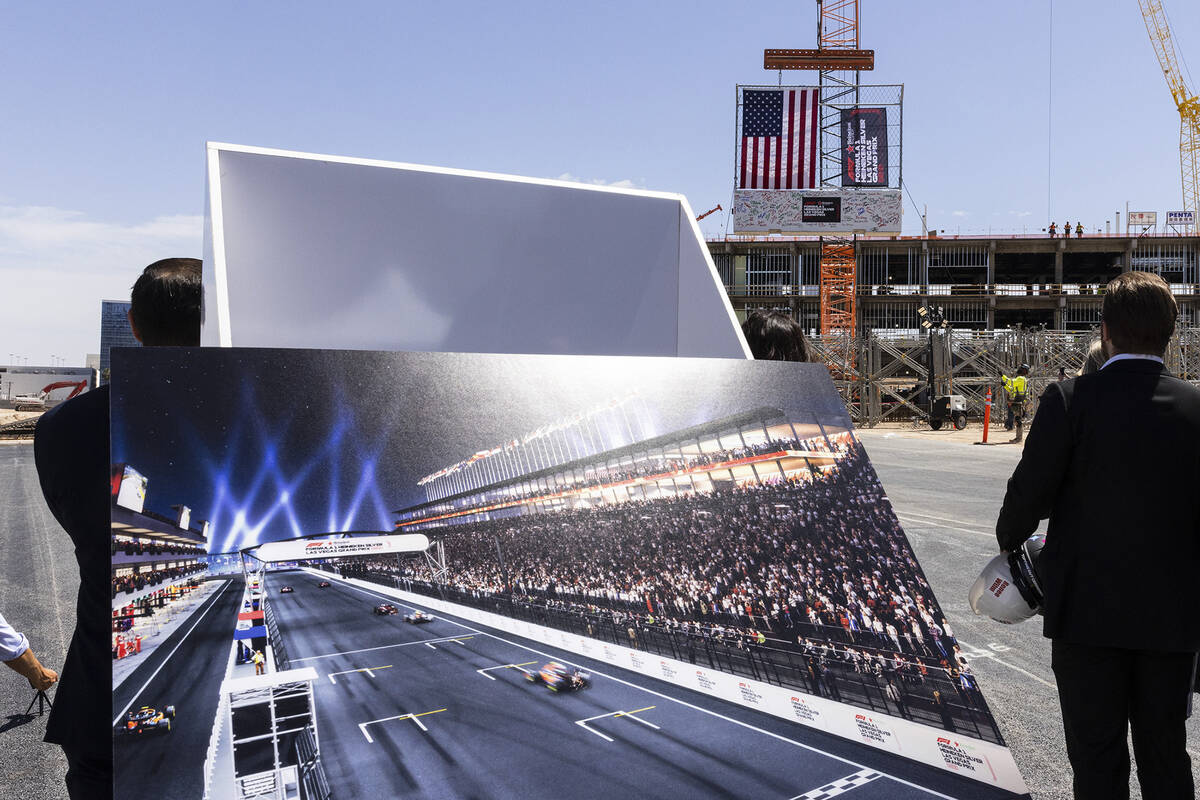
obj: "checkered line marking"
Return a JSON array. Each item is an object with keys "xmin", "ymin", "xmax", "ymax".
[{"xmin": 790, "ymin": 769, "xmax": 882, "ymax": 800}]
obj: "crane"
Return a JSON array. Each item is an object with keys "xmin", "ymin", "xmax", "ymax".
[
  {"xmin": 13, "ymin": 379, "xmax": 89, "ymax": 412},
  {"xmin": 695, "ymin": 204, "xmax": 722, "ymax": 221},
  {"xmin": 1139, "ymin": 0, "xmax": 1200, "ymax": 233}
]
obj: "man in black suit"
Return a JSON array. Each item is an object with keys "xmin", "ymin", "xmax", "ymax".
[
  {"xmin": 996, "ymin": 270, "xmax": 1200, "ymax": 798},
  {"xmin": 35, "ymin": 258, "xmax": 201, "ymax": 800}
]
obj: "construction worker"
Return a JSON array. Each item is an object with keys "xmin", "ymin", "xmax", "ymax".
[
  {"xmin": 1000, "ymin": 364, "xmax": 1031, "ymax": 442},
  {"xmin": 1076, "ymin": 222, "xmax": 1084, "ymax": 238},
  {"xmin": 252, "ymin": 649, "xmax": 265, "ymax": 676},
  {"xmin": 1048, "ymin": 222, "xmax": 1057, "ymax": 238},
  {"xmin": 1063, "ymin": 221, "xmax": 1070, "ymax": 239}
]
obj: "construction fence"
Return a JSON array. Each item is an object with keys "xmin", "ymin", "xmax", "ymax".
[{"xmin": 811, "ymin": 328, "xmax": 1200, "ymax": 428}]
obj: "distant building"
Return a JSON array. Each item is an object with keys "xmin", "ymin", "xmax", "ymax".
[
  {"xmin": 85, "ymin": 353, "xmax": 101, "ymax": 371},
  {"xmin": 710, "ymin": 232, "xmax": 1200, "ymax": 332},
  {"xmin": 100, "ymin": 300, "xmax": 139, "ymax": 382}
]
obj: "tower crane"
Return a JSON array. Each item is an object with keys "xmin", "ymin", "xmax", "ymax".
[{"xmin": 1139, "ymin": 0, "xmax": 1200, "ymax": 233}]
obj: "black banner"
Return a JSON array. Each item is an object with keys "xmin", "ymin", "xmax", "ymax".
[
  {"xmin": 841, "ymin": 107, "xmax": 888, "ymax": 187},
  {"xmin": 801, "ymin": 197, "xmax": 841, "ymax": 223}
]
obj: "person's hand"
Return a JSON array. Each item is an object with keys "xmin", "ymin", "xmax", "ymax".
[{"xmin": 29, "ymin": 666, "xmax": 57, "ymax": 691}]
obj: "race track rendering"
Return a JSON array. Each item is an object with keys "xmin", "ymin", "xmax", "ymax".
[
  {"xmin": 267, "ymin": 569, "xmax": 1022, "ymax": 800},
  {"xmin": 113, "ymin": 577, "xmax": 243, "ymax": 800}
]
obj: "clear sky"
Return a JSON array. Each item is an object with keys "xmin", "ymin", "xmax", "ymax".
[{"xmin": 2, "ymin": 0, "xmax": 1198, "ymax": 365}]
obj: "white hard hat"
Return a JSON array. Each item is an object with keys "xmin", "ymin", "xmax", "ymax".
[{"xmin": 968, "ymin": 534, "xmax": 1046, "ymax": 624}]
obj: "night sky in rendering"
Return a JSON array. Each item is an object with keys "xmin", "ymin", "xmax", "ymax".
[{"xmin": 110, "ymin": 349, "xmax": 847, "ymax": 553}]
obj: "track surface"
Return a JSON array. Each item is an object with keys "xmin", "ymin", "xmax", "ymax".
[
  {"xmin": 271, "ymin": 569, "xmax": 1020, "ymax": 800},
  {"xmin": 858, "ymin": 429, "xmax": 1200, "ymax": 800},
  {"xmin": 112, "ymin": 576, "xmax": 242, "ymax": 800},
  {"xmin": 0, "ymin": 443, "xmax": 73, "ymax": 800}
]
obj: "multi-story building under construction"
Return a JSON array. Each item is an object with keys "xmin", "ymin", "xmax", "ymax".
[{"xmin": 711, "ymin": 232, "xmax": 1200, "ymax": 332}]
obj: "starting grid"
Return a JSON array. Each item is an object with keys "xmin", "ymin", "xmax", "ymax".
[
  {"xmin": 287, "ymin": 572, "xmax": 1000, "ymax": 799},
  {"xmin": 328, "ymin": 648, "xmax": 671, "ymax": 748},
  {"xmin": 317, "ymin": 629, "xmax": 923, "ymax": 799}
]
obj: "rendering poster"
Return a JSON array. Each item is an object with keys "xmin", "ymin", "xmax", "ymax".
[{"xmin": 110, "ymin": 348, "xmax": 1027, "ymax": 799}]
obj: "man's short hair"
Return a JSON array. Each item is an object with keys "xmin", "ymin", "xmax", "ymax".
[
  {"xmin": 1102, "ymin": 271, "xmax": 1177, "ymax": 356},
  {"xmin": 741, "ymin": 310, "xmax": 811, "ymax": 363},
  {"xmin": 129, "ymin": 258, "xmax": 202, "ymax": 346}
]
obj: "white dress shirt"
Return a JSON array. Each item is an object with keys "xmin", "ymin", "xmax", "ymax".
[{"xmin": 0, "ymin": 610, "xmax": 30, "ymax": 661}]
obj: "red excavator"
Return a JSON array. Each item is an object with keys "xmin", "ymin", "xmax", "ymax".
[{"xmin": 13, "ymin": 380, "xmax": 89, "ymax": 411}]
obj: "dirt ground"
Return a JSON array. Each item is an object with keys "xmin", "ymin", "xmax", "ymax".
[
  {"xmin": 0, "ymin": 409, "xmax": 43, "ymax": 427},
  {"xmin": 856, "ymin": 419, "xmax": 1029, "ymax": 449}
]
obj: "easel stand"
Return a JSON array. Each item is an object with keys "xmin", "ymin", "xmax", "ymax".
[{"xmin": 25, "ymin": 689, "xmax": 53, "ymax": 716}]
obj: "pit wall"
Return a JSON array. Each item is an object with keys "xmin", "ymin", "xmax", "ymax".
[{"xmin": 307, "ymin": 568, "xmax": 1026, "ymax": 793}]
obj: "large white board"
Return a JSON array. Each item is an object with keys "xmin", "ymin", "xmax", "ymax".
[{"xmin": 202, "ymin": 143, "xmax": 748, "ymax": 359}]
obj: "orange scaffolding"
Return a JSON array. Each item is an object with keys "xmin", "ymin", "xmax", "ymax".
[
  {"xmin": 818, "ymin": 0, "xmax": 862, "ymax": 336},
  {"xmin": 819, "ymin": 238, "xmax": 857, "ymax": 334}
]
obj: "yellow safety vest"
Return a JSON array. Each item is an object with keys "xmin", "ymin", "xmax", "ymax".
[{"xmin": 1001, "ymin": 375, "xmax": 1028, "ymax": 403}]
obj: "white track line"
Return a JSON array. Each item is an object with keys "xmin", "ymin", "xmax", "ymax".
[
  {"xmin": 789, "ymin": 768, "xmax": 882, "ymax": 799},
  {"xmin": 320, "ymin": 573, "xmax": 960, "ymax": 800},
  {"xmin": 328, "ymin": 665, "xmax": 391, "ymax": 684},
  {"xmin": 894, "ymin": 513, "xmax": 995, "ymax": 540},
  {"xmin": 957, "ymin": 641, "xmax": 1057, "ymax": 690},
  {"xmin": 290, "ymin": 634, "xmax": 475, "ymax": 662},
  {"xmin": 896, "ymin": 510, "xmax": 993, "ymax": 531},
  {"xmin": 358, "ymin": 708, "xmax": 445, "ymax": 742},
  {"xmin": 476, "ymin": 661, "xmax": 538, "ymax": 681},
  {"xmin": 112, "ymin": 579, "xmax": 234, "ymax": 726}
]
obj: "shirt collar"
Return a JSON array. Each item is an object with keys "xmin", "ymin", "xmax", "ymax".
[{"xmin": 1101, "ymin": 353, "xmax": 1164, "ymax": 370}]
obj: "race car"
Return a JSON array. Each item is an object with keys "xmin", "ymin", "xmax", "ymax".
[
  {"xmin": 525, "ymin": 662, "xmax": 590, "ymax": 693},
  {"xmin": 404, "ymin": 611, "xmax": 435, "ymax": 624},
  {"xmin": 123, "ymin": 705, "xmax": 175, "ymax": 735},
  {"xmin": 373, "ymin": 603, "xmax": 399, "ymax": 615},
  {"xmin": 317, "ymin": 581, "xmax": 331, "ymax": 588},
  {"xmin": 280, "ymin": 586, "xmax": 294, "ymax": 594}
]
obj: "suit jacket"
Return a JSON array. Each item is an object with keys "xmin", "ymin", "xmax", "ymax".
[
  {"xmin": 34, "ymin": 386, "xmax": 111, "ymax": 755},
  {"xmin": 996, "ymin": 359, "xmax": 1200, "ymax": 651}
]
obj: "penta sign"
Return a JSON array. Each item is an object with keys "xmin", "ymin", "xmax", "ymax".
[{"xmin": 254, "ymin": 534, "xmax": 430, "ymax": 563}]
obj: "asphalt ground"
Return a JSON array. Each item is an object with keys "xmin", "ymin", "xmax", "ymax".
[
  {"xmin": 857, "ymin": 428, "xmax": 1200, "ymax": 800},
  {"xmin": 270, "ymin": 568, "xmax": 1021, "ymax": 800},
  {"xmin": 0, "ymin": 442, "xmax": 74, "ymax": 800},
  {"xmin": 112, "ymin": 575, "xmax": 242, "ymax": 800}
]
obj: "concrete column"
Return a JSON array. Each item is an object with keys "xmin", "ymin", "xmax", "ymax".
[
  {"xmin": 987, "ymin": 297, "xmax": 996, "ymax": 329},
  {"xmin": 1054, "ymin": 297, "xmax": 1065, "ymax": 330},
  {"xmin": 1055, "ymin": 245, "xmax": 1064, "ymax": 286}
]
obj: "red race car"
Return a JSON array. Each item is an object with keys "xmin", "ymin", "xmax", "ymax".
[{"xmin": 373, "ymin": 603, "xmax": 399, "ymax": 616}]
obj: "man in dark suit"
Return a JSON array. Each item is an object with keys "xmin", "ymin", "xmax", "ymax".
[
  {"xmin": 996, "ymin": 270, "xmax": 1200, "ymax": 798},
  {"xmin": 35, "ymin": 258, "xmax": 200, "ymax": 800}
]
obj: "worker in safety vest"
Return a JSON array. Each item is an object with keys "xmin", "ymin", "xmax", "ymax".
[{"xmin": 1000, "ymin": 364, "xmax": 1031, "ymax": 442}]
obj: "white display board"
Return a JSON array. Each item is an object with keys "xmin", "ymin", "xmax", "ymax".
[{"xmin": 202, "ymin": 143, "xmax": 748, "ymax": 359}]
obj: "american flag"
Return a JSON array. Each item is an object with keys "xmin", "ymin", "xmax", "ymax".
[{"xmin": 739, "ymin": 88, "xmax": 819, "ymax": 190}]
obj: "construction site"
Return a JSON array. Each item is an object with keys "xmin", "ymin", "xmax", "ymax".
[{"xmin": 711, "ymin": 0, "xmax": 1200, "ymax": 428}]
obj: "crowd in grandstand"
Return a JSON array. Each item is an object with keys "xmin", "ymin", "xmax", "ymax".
[
  {"xmin": 111, "ymin": 563, "xmax": 206, "ymax": 597},
  {"xmin": 375, "ymin": 440, "xmax": 976, "ymax": 701},
  {"xmin": 408, "ymin": 433, "xmax": 841, "ymax": 523},
  {"xmin": 111, "ymin": 537, "xmax": 206, "ymax": 559}
]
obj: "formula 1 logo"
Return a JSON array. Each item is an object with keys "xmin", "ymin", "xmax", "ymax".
[{"xmin": 988, "ymin": 577, "xmax": 1010, "ymax": 597}]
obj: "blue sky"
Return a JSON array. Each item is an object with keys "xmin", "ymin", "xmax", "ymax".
[{"xmin": 2, "ymin": 0, "xmax": 1198, "ymax": 365}]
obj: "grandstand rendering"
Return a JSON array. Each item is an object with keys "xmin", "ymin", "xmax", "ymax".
[
  {"xmin": 362, "ymin": 405, "xmax": 1003, "ymax": 745},
  {"xmin": 110, "ymin": 348, "xmax": 1026, "ymax": 795}
]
